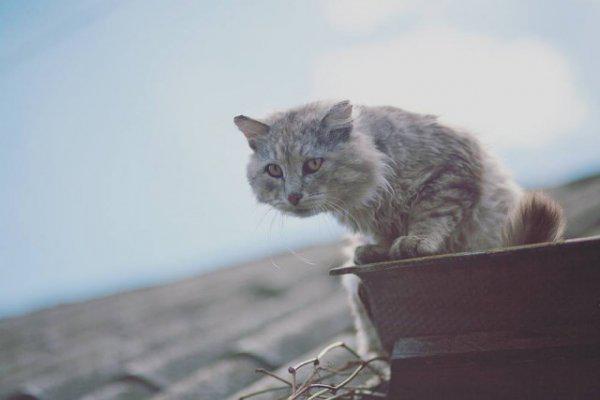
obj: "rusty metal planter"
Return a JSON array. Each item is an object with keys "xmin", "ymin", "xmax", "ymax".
[{"xmin": 330, "ymin": 236, "xmax": 600, "ymax": 353}]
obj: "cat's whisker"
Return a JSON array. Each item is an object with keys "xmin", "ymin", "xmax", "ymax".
[
  {"xmin": 262, "ymin": 210, "xmax": 285, "ymax": 271},
  {"xmin": 285, "ymin": 245, "xmax": 317, "ymax": 267},
  {"xmin": 324, "ymin": 196, "xmax": 359, "ymax": 225},
  {"xmin": 323, "ymin": 197, "xmax": 366, "ymax": 234},
  {"xmin": 266, "ymin": 211, "xmax": 280, "ymax": 249},
  {"xmin": 276, "ymin": 211, "xmax": 320, "ymax": 269},
  {"xmin": 255, "ymin": 206, "xmax": 275, "ymax": 230}
]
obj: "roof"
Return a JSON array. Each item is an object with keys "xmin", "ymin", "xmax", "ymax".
[
  {"xmin": 1, "ymin": 243, "xmax": 352, "ymax": 400},
  {"xmin": 1, "ymin": 173, "xmax": 599, "ymax": 400},
  {"xmin": 547, "ymin": 174, "xmax": 600, "ymax": 238}
]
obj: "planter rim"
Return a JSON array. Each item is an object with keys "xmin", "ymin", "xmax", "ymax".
[{"xmin": 329, "ymin": 235, "xmax": 600, "ymax": 276}]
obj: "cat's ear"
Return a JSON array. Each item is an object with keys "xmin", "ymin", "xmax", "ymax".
[
  {"xmin": 320, "ymin": 100, "xmax": 353, "ymax": 142},
  {"xmin": 234, "ymin": 115, "xmax": 270, "ymax": 150}
]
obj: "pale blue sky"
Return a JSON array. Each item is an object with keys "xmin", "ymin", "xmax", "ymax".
[{"xmin": 1, "ymin": 0, "xmax": 599, "ymax": 317}]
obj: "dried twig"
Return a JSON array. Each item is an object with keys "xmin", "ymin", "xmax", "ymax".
[
  {"xmin": 255, "ymin": 368, "xmax": 293, "ymax": 387},
  {"xmin": 238, "ymin": 341, "xmax": 389, "ymax": 400}
]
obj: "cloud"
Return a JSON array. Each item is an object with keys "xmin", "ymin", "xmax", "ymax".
[
  {"xmin": 311, "ymin": 27, "xmax": 587, "ymax": 148},
  {"xmin": 322, "ymin": 0, "xmax": 409, "ymax": 33}
]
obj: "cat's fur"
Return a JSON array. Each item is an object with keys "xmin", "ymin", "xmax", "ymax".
[{"xmin": 234, "ymin": 100, "xmax": 565, "ymax": 357}]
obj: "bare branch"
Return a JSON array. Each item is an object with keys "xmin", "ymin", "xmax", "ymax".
[
  {"xmin": 239, "ymin": 341, "xmax": 388, "ymax": 400},
  {"xmin": 255, "ymin": 368, "xmax": 292, "ymax": 386}
]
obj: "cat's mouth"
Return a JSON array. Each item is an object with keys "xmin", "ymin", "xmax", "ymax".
[
  {"xmin": 294, "ymin": 208, "xmax": 315, "ymax": 216},
  {"xmin": 280, "ymin": 207, "xmax": 318, "ymax": 218}
]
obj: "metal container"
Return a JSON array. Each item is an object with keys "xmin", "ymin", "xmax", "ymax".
[{"xmin": 330, "ymin": 236, "xmax": 600, "ymax": 352}]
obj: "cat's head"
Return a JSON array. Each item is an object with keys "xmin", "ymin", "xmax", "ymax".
[{"xmin": 234, "ymin": 100, "xmax": 387, "ymax": 218}]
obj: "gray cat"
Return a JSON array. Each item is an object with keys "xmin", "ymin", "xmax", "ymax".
[{"xmin": 234, "ymin": 100, "xmax": 565, "ymax": 357}]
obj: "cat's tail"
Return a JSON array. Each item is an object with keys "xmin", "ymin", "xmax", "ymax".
[{"xmin": 502, "ymin": 191, "xmax": 566, "ymax": 247}]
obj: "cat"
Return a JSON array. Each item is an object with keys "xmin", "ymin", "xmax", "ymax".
[{"xmin": 234, "ymin": 100, "xmax": 565, "ymax": 358}]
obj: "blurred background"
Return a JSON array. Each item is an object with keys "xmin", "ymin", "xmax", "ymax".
[{"xmin": 1, "ymin": 0, "xmax": 599, "ymax": 318}]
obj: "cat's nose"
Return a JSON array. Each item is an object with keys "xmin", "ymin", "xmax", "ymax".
[{"xmin": 287, "ymin": 193, "xmax": 303, "ymax": 206}]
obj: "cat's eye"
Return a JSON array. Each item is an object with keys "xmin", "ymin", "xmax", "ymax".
[
  {"xmin": 303, "ymin": 158, "xmax": 324, "ymax": 175},
  {"xmin": 265, "ymin": 163, "xmax": 283, "ymax": 178}
]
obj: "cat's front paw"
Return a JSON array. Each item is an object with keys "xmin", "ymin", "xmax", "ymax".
[
  {"xmin": 389, "ymin": 236, "xmax": 438, "ymax": 260},
  {"xmin": 354, "ymin": 244, "xmax": 390, "ymax": 265}
]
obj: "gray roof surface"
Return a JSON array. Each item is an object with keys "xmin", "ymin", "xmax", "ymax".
[{"xmin": 1, "ymin": 173, "xmax": 599, "ymax": 400}]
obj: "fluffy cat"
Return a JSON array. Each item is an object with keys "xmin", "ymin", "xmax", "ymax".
[{"xmin": 234, "ymin": 100, "xmax": 565, "ymax": 357}]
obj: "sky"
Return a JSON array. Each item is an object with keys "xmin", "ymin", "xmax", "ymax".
[{"xmin": 1, "ymin": 0, "xmax": 599, "ymax": 318}]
